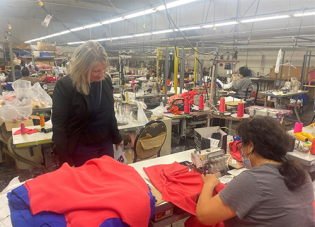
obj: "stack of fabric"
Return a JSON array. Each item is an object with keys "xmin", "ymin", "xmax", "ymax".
[{"xmin": 7, "ymin": 156, "xmax": 156, "ymax": 227}]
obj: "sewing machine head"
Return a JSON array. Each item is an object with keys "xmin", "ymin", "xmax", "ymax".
[{"xmin": 190, "ymin": 148, "xmax": 226, "ymax": 177}]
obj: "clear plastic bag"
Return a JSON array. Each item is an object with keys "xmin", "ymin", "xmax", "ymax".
[
  {"xmin": 31, "ymin": 82, "xmax": 52, "ymax": 107},
  {"xmin": 137, "ymin": 102, "xmax": 149, "ymax": 124}
]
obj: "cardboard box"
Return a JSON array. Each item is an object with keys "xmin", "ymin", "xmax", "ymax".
[
  {"xmin": 0, "ymin": 115, "xmax": 39, "ymax": 141},
  {"xmin": 37, "ymin": 42, "xmax": 56, "ymax": 51},
  {"xmin": 194, "ymin": 127, "xmax": 227, "ymax": 152}
]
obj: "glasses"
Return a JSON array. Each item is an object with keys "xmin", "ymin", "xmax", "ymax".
[{"xmin": 236, "ymin": 141, "xmax": 242, "ymax": 150}]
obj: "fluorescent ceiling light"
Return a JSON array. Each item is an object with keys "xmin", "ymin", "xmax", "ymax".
[
  {"xmin": 152, "ymin": 29, "xmax": 173, "ymax": 34},
  {"xmin": 60, "ymin": 30, "xmax": 71, "ymax": 35},
  {"xmin": 42, "ymin": 35, "xmax": 53, "ymax": 39},
  {"xmin": 51, "ymin": 33, "xmax": 61, "ymax": 37},
  {"xmin": 95, "ymin": 38, "xmax": 110, "ymax": 42},
  {"xmin": 215, "ymin": 21, "xmax": 239, "ymax": 27},
  {"xmin": 294, "ymin": 11, "xmax": 315, "ymax": 17},
  {"xmin": 134, "ymin": 32, "xmax": 151, "ymax": 37},
  {"xmin": 157, "ymin": 0, "xmax": 197, "ymax": 11},
  {"xmin": 125, "ymin": 9, "xmax": 156, "ymax": 19},
  {"xmin": 68, "ymin": 41, "xmax": 85, "ymax": 45},
  {"xmin": 85, "ymin": 23, "xmax": 102, "ymax": 28},
  {"xmin": 111, "ymin": 37, "xmax": 120, "ymax": 40},
  {"xmin": 110, "ymin": 17, "xmax": 124, "ymax": 23},
  {"xmin": 202, "ymin": 24, "xmax": 214, "ymax": 28},
  {"xmin": 119, "ymin": 35, "xmax": 133, "ymax": 39},
  {"xmin": 70, "ymin": 27, "xmax": 85, "ymax": 32},
  {"xmin": 180, "ymin": 26, "xmax": 202, "ymax": 31},
  {"xmin": 241, "ymin": 15, "xmax": 289, "ymax": 23},
  {"xmin": 24, "ymin": 0, "xmax": 198, "ymax": 43}
]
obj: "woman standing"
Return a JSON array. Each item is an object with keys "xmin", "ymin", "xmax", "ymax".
[{"xmin": 52, "ymin": 41, "xmax": 122, "ymax": 167}]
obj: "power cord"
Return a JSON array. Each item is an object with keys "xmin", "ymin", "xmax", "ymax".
[{"xmin": 36, "ymin": 0, "xmax": 84, "ymax": 41}]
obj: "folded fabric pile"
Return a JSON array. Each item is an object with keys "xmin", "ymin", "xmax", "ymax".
[{"xmin": 7, "ymin": 156, "xmax": 156, "ymax": 227}]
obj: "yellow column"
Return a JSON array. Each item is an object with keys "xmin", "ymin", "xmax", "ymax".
[
  {"xmin": 174, "ymin": 47, "xmax": 179, "ymax": 94},
  {"xmin": 193, "ymin": 47, "xmax": 198, "ymax": 87}
]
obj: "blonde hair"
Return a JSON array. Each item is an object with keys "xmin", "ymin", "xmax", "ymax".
[{"xmin": 69, "ymin": 40, "xmax": 109, "ymax": 95}]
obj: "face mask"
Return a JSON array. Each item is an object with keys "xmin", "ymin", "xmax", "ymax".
[{"xmin": 241, "ymin": 149, "xmax": 252, "ymax": 169}]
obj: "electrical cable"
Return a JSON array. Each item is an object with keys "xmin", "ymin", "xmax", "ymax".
[
  {"xmin": 37, "ymin": 1, "xmax": 84, "ymax": 41},
  {"xmin": 247, "ymin": 0, "xmax": 260, "ymax": 44},
  {"xmin": 161, "ymin": 0, "xmax": 218, "ymax": 57},
  {"xmin": 108, "ymin": 0, "xmax": 122, "ymax": 14},
  {"xmin": 290, "ymin": 17, "xmax": 303, "ymax": 61}
]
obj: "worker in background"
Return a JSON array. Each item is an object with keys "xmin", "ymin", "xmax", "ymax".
[
  {"xmin": 6, "ymin": 65, "xmax": 22, "ymax": 82},
  {"xmin": 232, "ymin": 66, "xmax": 252, "ymax": 98},
  {"xmin": 52, "ymin": 41, "xmax": 122, "ymax": 167},
  {"xmin": 18, "ymin": 68, "xmax": 41, "ymax": 85},
  {"xmin": 196, "ymin": 116, "xmax": 314, "ymax": 226}
]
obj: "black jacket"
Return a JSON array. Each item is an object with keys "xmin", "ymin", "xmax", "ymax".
[{"xmin": 52, "ymin": 74, "xmax": 122, "ymax": 166}]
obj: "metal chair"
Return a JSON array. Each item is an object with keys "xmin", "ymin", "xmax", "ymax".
[{"xmin": 133, "ymin": 120, "xmax": 167, "ymax": 163}]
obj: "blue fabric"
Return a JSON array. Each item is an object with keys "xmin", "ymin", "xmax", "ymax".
[
  {"xmin": 7, "ymin": 184, "xmax": 156, "ymax": 227},
  {"xmin": 291, "ymin": 94, "xmax": 308, "ymax": 105},
  {"xmin": 8, "ymin": 70, "xmax": 22, "ymax": 81},
  {"xmin": 7, "ymin": 185, "xmax": 66, "ymax": 227}
]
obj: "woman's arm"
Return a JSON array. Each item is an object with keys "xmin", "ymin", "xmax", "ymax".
[
  {"xmin": 232, "ymin": 79, "xmax": 243, "ymax": 90},
  {"xmin": 196, "ymin": 174, "xmax": 237, "ymax": 225},
  {"xmin": 52, "ymin": 79, "xmax": 74, "ymax": 166}
]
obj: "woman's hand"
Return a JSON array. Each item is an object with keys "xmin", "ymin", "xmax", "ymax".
[
  {"xmin": 115, "ymin": 141, "xmax": 123, "ymax": 150},
  {"xmin": 232, "ymin": 76, "xmax": 237, "ymax": 81},
  {"xmin": 202, "ymin": 174, "xmax": 220, "ymax": 188}
]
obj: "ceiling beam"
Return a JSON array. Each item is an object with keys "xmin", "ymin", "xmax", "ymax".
[{"xmin": 0, "ymin": 0, "xmax": 126, "ymax": 14}]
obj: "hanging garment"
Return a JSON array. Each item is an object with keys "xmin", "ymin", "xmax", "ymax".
[
  {"xmin": 144, "ymin": 162, "xmax": 225, "ymax": 216},
  {"xmin": 8, "ymin": 156, "xmax": 155, "ymax": 227}
]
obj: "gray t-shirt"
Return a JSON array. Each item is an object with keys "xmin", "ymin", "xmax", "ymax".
[
  {"xmin": 232, "ymin": 77, "xmax": 252, "ymax": 97},
  {"xmin": 219, "ymin": 163, "xmax": 315, "ymax": 227}
]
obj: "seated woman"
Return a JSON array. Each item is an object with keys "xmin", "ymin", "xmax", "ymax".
[
  {"xmin": 232, "ymin": 66, "xmax": 252, "ymax": 98},
  {"xmin": 196, "ymin": 116, "xmax": 315, "ymax": 227}
]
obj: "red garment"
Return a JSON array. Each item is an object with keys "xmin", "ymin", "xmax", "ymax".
[
  {"xmin": 184, "ymin": 183, "xmax": 225, "ymax": 227},
  {"xmin": 144, "ymin": 162, "xmax": 225, "ymax": 216},
  {"xmin": 229, "ymin": 141, "xmax": 243, "ymax": 162},
  {"xmin": 169, "ymin": 106, "xmax": 184, "ymax": 115},
  {"xmin": 25, "ymin": 156, "xmax": 152, "ymax": 227},
  {"xmin": 182, "ymin": 91, "xmax": 206, "ymax": 105},
  {"xmin": 185, "ymin": 216, "xmax": 225, "ymax": 227},
  {"xmin": 14, "ymin": 128, "xmax": 38, "ymax": 135}
]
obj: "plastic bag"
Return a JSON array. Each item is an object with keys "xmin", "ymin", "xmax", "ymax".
[
  {"xmin": 137, "ymin": 102, "xmax": 149, "ymax": 124},
  {"xmin": 113, "ymin": 145, "xmax": 128, "ymax": 164},
  {"xmin": 31, "ymin": 82, "xmax": 52, "ymax": 107},
  {"xmin": 151, "ymin": 102, "xmax": 166, "ymax": 118}
]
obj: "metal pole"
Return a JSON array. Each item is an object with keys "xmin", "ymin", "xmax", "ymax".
[
  {"xmin": 300, "ymin": 53, "xmax": 307, "ymax": 90},
  {"xmin": 278, "ymin": 51, "xmax": 285, "ymax": 87},
  {"xmin": 9, "ymin": 42, "xmax": 16, "ymax": 81},
  {"xmin": 209, "ymin": 64, "xmax": 216, "ymax": 105},
  {"xmin": 274, "ymin": 73, "xmax": 278, "ymax": 89},
  {"xmin": 164, "ymin": 45, "xmax": 169, "ymax": 106},
  {"xmin": 180, "ymin": 47, "xmax": 185, "ymax": 94},
  {"xmin": 305, "ymin": 51, "xmax": 312, "ymax": 90},
  {"xmin": 156, "ymin": 48, "xmax": 160, "ymax": 81},
  {"xmin": 174, "ymin": 47, "xmax": 179, "ymax": 94},
  {"xmin": 213, "ymin": 63, "xmax": 218, "ymax": 104}
]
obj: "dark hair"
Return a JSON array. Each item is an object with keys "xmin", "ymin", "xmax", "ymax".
[
  {"xmin": 239, "ymin": 66, "xmax": 251, "ymax": 77},
  {"xmin": 21, "ymin": 68, "xmax": 30, "ymax": 77},
  {"xmin": 237, "ymin": 116, "xmax": 307, "ymax": 191},
  {"xmin": 14, "ymin": 65, "xmax": 21, "ymax": 70}
]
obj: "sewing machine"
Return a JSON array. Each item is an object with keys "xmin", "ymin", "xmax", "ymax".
[{"xmin": 190, "ymin": 148, "xmax": 227, "ymax": 177}]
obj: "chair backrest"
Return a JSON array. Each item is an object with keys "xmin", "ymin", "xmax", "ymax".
[
  {"xmin": 244, "ymin": 82, "xmax": 259, "ymax": 105},
  {"xmin": 133, "ymin": 120, "xmax": 167, "ymax": 163}
]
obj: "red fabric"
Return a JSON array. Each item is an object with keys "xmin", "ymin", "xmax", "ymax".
[
  {"xmin": 185, "ymin": 216, "xmax": 225, "ymax": 227},
  {"xmin": 169, "ymin": 105, "xmax": 183, "ymax": 115},
  {"xmin": 229, "ymin": 141, "xmax": 243, "ymax": 162},
  {"xmin": 182, "ymin": 91, "xmax": 206, "ymax": 105},
  {"xmin": 144, "ymin": 162, "xmax": 225, "ymax": 216},
  {"xmin": 14, "ymin": 128, "xmax": 38, "ymax": 135},
  {"xmin": 43, "ymin": 77, "xmax": 55, "ymax": 83},
  {"xmin": 25, "ymin": 156, "xmax": 152, "ymax": 227}
]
